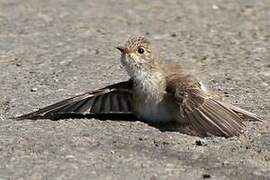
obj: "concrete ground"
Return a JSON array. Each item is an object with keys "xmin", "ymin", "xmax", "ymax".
[{"xmin": 0, "ymin": 0, "xmax": 269, "ymax": 179}]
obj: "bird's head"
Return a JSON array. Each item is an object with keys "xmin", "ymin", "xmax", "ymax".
[{"xmin": 117, "ymin": 36, "xmax": 159, "ymax": 78}]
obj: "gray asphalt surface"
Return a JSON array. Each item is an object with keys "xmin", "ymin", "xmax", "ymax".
[{"xmin": 0, "ymin": 0, "xmax": 270, "ymax": 179}]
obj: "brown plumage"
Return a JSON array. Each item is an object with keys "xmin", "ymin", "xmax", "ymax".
[
  {"xmin": 15, "ymin": 36, "xmax": 262, "ymax": 137},
  {"xmin": 165, "ymin": 73, "xmax": 245, "ymax": 137}
]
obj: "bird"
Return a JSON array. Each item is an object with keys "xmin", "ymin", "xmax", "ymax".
[{"xmin": 15, "ymin": 36, "xmax": 262, "ymax": 138}]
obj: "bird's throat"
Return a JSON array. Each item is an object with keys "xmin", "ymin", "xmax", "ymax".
[{"xmin": 133, "ymin": 69, "xmax": 166, "ymax": 103}]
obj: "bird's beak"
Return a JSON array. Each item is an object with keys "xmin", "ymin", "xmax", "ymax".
[{"xmin": 116, "ymin": 46, "xmax": 126, "ymax": 53}]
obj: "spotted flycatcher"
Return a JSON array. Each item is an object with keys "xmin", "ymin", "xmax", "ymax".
[{"xmin": 16, "ymin": 36, "xmax": 261, "ymax": 137}]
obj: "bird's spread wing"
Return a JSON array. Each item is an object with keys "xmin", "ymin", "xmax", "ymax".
[
  {"xmin": 166, "ymin": 73, "xmax": 247, "ymax": 137},
  {"xmin": 15, "ymin": 80, "xmax": 134, "ymax": 120}
]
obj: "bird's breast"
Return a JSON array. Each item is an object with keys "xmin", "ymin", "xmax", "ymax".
[
  {"xmin": 133, "ymin": 86, "xmax": 177, "ymax": 122},
  {"xmin": 132, "ymin": 70, "xmax": 177, "ymax": 122},
  {"xmin": 135, "ymin": 99, "xmax": 176, "ymax": 122}
]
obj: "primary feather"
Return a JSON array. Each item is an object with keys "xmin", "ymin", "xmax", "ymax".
[{"xmin": 15, "ymin": 80, "xmax": 134, "ymax": 120}]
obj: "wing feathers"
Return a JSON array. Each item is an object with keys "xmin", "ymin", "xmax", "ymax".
[
  {"xmin": 15, "ymin": 80, "xmax": 134, "ymax": 120},
  {"xmin": 91, "ymin": 96, "xmax": 102, "ymax": 113},
  {"xmin": 166, "ymin": 73, "xmax": 250, "ymax": 137},
  {"xmin": 102, "ymin": 94, "xmax": 111, "ymax": 112},
  {"xmin": 111, "ymin": 93, "xmax": 120, "ymax": 112},
  {"xmin": 218, "ymin": 101, "xmax": 262, "ymax": 122},
  {"xmin": 182, "ymin": 97, "xmax": 245, "ymax": 137}
]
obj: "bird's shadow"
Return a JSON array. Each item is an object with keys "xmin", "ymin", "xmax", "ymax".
[{"xmin": 25, "ymin": 113, "xmax": 197, "ymax": 136}]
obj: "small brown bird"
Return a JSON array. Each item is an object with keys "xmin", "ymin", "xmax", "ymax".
[{"xmin": 16, "ymin": 36, "xmax": 261, "ymax": 137}]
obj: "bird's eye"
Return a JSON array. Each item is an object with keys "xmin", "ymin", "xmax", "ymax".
[{"xmin": 137, "ymin": 47, "xmax": 145, "ymax": 54}]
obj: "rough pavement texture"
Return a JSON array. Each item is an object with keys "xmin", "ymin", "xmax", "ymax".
[{"xmin": 0, "ymin": 0, "xmax": 269, "ymax": 179}]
